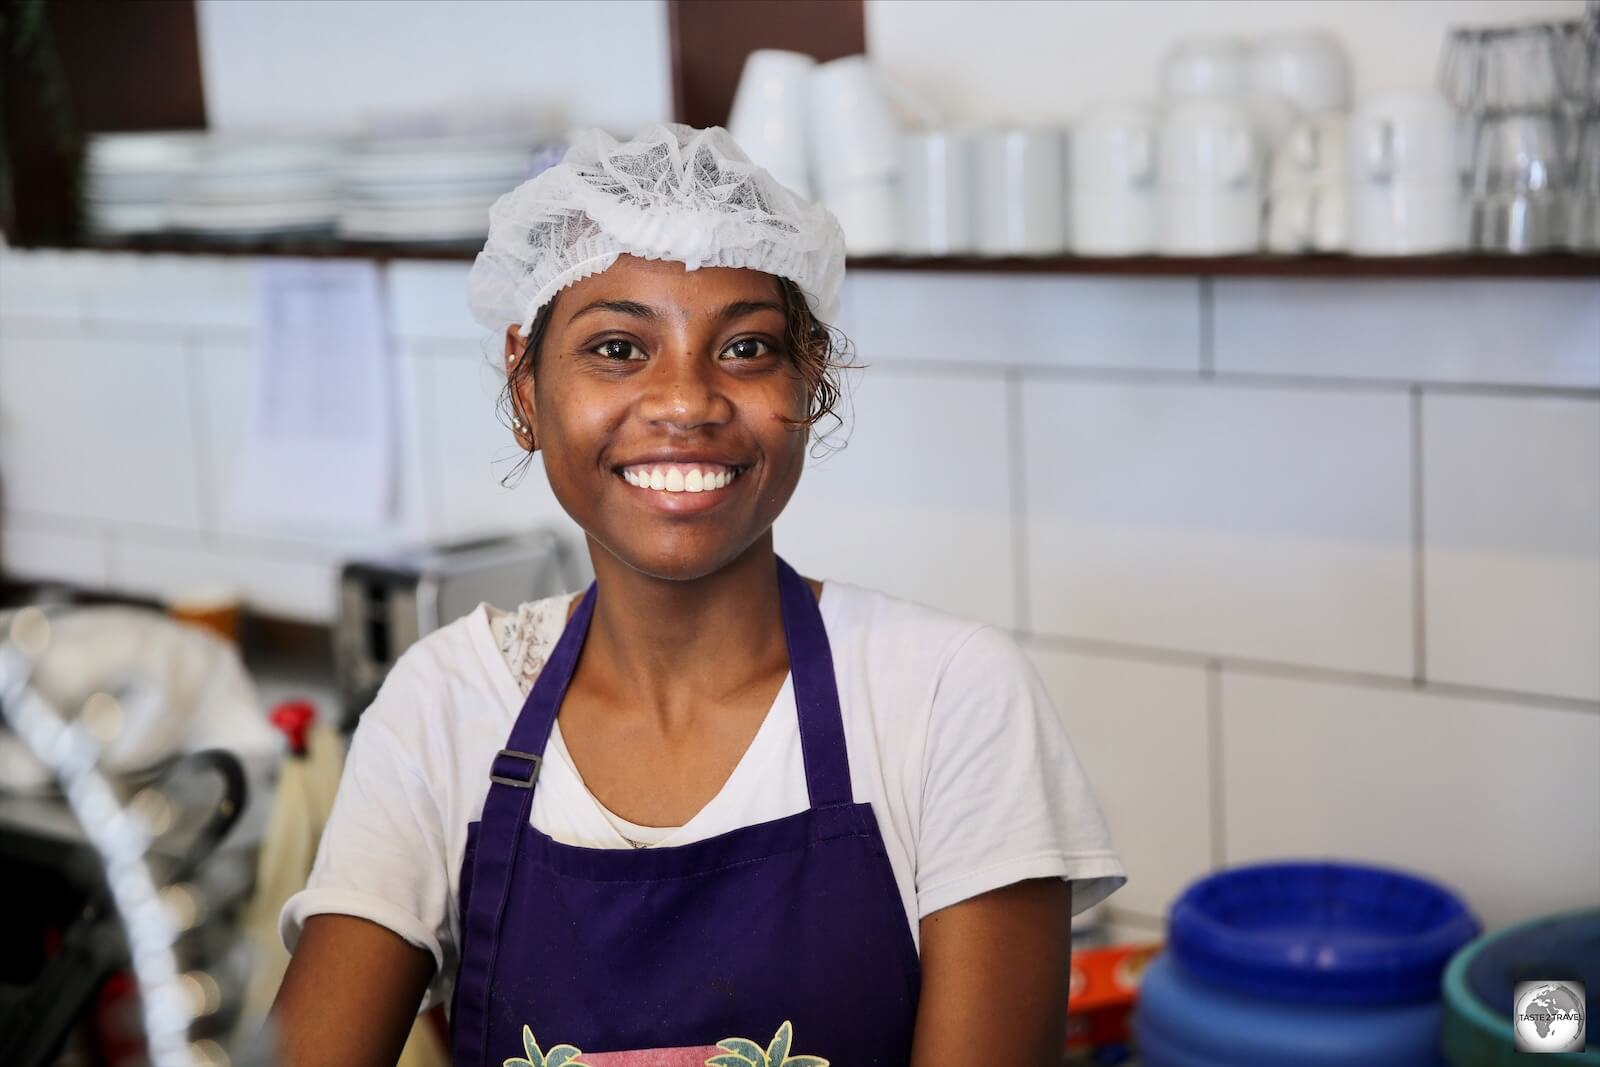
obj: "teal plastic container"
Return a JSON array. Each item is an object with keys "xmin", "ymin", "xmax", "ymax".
[{"xmin": 1442, "ymin": 909, "xmax": 1599, "ymax": 1066}]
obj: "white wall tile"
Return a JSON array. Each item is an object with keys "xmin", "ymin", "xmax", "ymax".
[
  {"xmin": 775, "ymin": 368, "xmax": 1015, "ymax": 627},
  {"xmin": 417, "ymin": 347, "xmax": 582, "ymax": 544},
  {"xmin": 838, "ymin": 272, "xmax": 1200, "ymax": 371},
  {"xmin": 108, "ymin": 536, "xmax": 338, "ymax": 620},
  {"xmin": 1221, "ymin": 671, "xmax": 1600, "ymax": 931},
  {"xmin": 0, "ymin": 334, "xmax": 204, "ymax": 529},
  {"xmin": 0, "ymin": 513, "xmax": 111, "ymax": 587},
  {"xmin": 194, "ymin": 337, "xmax": 431, "ymax": 549},
  {"xmin": 79, "ymin": 253, "xmax": 254, "ymax": 332},
  {"xmin": 1424, "ymin": 394, "xmax": 1600, "ymax": 702},
  {"xmin": 0, "ymin": 249, "xmax": 91, "ymax": 322},
  {"xmin": 1028, "ymin": 645, "xmax": 1213, "ymax": 919},
  {"xmin": 385, "ymin": 261, "xmax": 481, "ymax": 342},
  {"xmin": 1024, "ymin": 381, "xmax": 1413, "ymax": 675},
  {"xmin": 1214, "ymin": 279, "xmax": 1600, "ymax": 388}
]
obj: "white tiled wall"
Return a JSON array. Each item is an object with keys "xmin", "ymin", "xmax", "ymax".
[{"xmin": 2, "ymin": 246, "xmax": 1596, "ymax": 935}]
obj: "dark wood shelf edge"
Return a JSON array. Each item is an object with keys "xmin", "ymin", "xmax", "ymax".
[{"xmin": 12, "ymin": 236, "xmax": 1600, "ymax": 278}]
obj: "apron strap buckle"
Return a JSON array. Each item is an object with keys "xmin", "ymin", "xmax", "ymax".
[{"xmin": 489, "ymin": 749, "xmax": 543, "ymax": 788}]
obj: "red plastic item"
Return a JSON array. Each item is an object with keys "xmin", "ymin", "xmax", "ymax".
[
  {"xmin": 1065, "ymin": 942, "xmax": 1161, "ymax": 1053},
  {"xmin": 269, "ymin": 699, "xmax": 317, "ymax": 756}
]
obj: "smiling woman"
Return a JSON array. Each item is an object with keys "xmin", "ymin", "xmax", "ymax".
[{"xmin": 269, "ymin": 124, "xmax": 1127, "ymax": 1067}]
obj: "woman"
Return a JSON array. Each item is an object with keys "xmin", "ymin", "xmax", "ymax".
[{"xmin": 272, "ymin": 124, "xmax": 1126, "ymax": 1067}]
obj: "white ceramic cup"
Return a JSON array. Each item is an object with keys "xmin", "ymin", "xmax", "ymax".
[
  {"xmin": 1162, "ymin": 35, "xmax": 1251, "ymax": 99},
  {"xmin": 1069, "ymin": 101, "xmax": 1157, "ymax": 255},
  {"xmin": 973, "ymin": 126, "xmax": 1067, "ymax": 255},
  {"xmin": 1349, "ymin": 92, "xmax": 1467, "ymax": 185},
  {"xmin": 1266, "ymin": 183, "xmax": 1348, "ymax": 252},
  {"xmin": 1158, "ymin": 98, "xmax": 1263, "ymax": 254},
  {"xmin": 1348, "ymin": 180, "xmax": 1465, "ymax": 254},
  {"xmin": 809, "ymin": 55, "xmax": 902, "ymax": 193},
  {"xmin": 898, "ymin": 129, "xmax": 976, "ymax": 255},
  {"xmin": 1271, "ymin": 114, "xmax": 1350, "ymax": 189},
  {"xmin": 1248, "ymin": 31, "xmax": 1352, "ymax": 115},
  {"xmin": 727, "ymin": 49, "xmax": 817, "ymax": 198},
  {"xmin": 1158, "ymin": 97, "xmax": 1263, "ymax": 188},
  {"xmin": 822, "ymin": 175, "xmax": 899, "ymax": 255}
]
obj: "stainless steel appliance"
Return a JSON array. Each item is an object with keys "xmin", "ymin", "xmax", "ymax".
[{"xmin": 334, "ymin": 530, "xmax": 574, "ymax": 725}]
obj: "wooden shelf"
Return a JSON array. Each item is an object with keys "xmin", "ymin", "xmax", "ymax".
[{"xmin": 18, "ymin": 235, "xmax": 1600, "ymax": 278}]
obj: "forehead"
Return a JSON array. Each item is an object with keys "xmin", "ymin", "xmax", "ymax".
[{"xmin": 558, "ymin": 254, "xmax": 784, "ymax": 314}]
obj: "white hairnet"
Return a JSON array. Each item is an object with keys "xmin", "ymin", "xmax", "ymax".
[{"xmin": 468, "ymin": 122, "xmax": 847, "ymax": 336}]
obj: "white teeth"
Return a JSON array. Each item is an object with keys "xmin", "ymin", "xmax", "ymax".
[{"xmin": 622, "ymin": 464, "xmax": 740, "ymax": 494}]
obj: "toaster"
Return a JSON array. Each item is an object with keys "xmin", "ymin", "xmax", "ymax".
[{"xmin": 333, "ymin": 529, "xmax": 575, "ymax": 726}]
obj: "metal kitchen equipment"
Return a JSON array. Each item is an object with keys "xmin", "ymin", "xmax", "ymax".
[{"xmin": 333, "ymin": 529, "xmax": 574, "ymax": 727}]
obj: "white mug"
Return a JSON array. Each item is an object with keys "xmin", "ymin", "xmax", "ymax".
[
  {"xmin": 821, "ymin": 175, "xmax": 899, "ymax": 256},
  {"xmin": 727, "ymin": 49, "xmax": 817, "ymax": 198},
  {"xmin": 1348, "ymin": 180, "xmax": 1465, "ymax": 254},
  {"xmin": 1266, "ymin": 183, "xmax": 1348, "ymax": 252},
  {"xmin": 1349, "ymin": 92, "xmax": 1467, "ymax": 185},
  {"xmin": 1158, "ymin": 99, "xmax": 1263, "ymax": 254},
  {"xmin": 1248, "ymin": 31, "xmax": 1352, "ymax": 116},
  {"xmin": 1159, "ymin": 98, "xmax": 1263, "ymax": 189},
  {"xmin": 1162, "ymin": 35, "xmax": 1251, "ymax": 100},
  {"xmin": 809, "ymin": 55, "xmax": 902, "ymax": 193},
  {"xmin": 1271, "ymin": 114, "xmax": 1349, "ymax": 189},
  {"xmin": 899, "ymin": 129, "xmax": 976, "ymax": 255},
  {"xmin": 973, "ymin": 126, "xmax": 1067, "ymax": 255},
  {"xmin": 1070, "ymin": 101, "xmax": 1157, "ymax": 255}
]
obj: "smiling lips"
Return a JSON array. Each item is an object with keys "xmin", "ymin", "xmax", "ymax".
[{"xmin": 619, "ymin": 462, "xmax": 744, "ymax": 494}]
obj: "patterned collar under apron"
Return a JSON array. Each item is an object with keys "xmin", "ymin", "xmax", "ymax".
[{"xmin": 450, "ymin": 556, "xmax": 921, "ymax": 1067}]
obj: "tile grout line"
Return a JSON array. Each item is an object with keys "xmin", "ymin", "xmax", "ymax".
[
  {"xmin": 1199, "ymin": 276, "xmax": 1216, "ymax": 379},
  {"xmin": 1411, "ymin": 386, "xmax": 1428, "ymax": 685},
  {"xmin": 1005, "ymin": 368, "xmax": 1032, "ymax": 636},
  {"xmin": 866, "ymin": 356, "xmax": 1600, "ymax": 401},
  {"xmin": 1017, "ymin": 628, "xmax": 1600, "ymax": 714},
  {"xmin": 184, "ymin": 332, "xmax": 220, "ymax": 539},
  {"xmin": 1207, "ymin": 660, "xmax": 1226, "ymax": 869}
]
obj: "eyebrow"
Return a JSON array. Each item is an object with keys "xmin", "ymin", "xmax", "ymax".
[{"xmin": 567, "ymin": 298, "xmax": 785, "ymax": 325}]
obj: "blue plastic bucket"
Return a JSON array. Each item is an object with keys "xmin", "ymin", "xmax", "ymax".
[{"xmin": 1134, "ymin": 860, "xmax": 1481, "ymax": 1067}]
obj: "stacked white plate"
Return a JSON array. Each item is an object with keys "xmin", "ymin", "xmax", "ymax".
[
  {"xmin": 335, "ymin": 134, "xmax": 561, "ymax": 243},
  {"xmin": 166, "ymin": 135, "xmax": 343, "ymax": 238},
  {"xmin": 83, "ymin": 131, "xmax": 205, "ymax": 236}
]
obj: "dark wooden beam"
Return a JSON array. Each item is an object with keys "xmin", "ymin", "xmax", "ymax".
[
  {"xmin": 1, "ymin": 0, "xmax": 206, "ymax": 243},
  {"xmin": 668, "ymin": 0, "xmax": 866, "ymax": 128}
]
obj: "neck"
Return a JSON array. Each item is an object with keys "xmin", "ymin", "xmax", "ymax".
[{"xmin": 575, "ymin": 533, "xmax": 796, "ymax": 728}]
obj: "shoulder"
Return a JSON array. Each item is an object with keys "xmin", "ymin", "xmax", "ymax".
[
  {"xmin": 821, "ymin": 579, "xmax": 1012, "ymax": 683},
  {"xmin": 356, "ymin": 600, "xmax": 527, "ymax": 744}
]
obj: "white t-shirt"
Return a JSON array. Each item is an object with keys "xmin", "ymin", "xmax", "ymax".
[{"xmin": 281, "ymin": 578, "xmax": 1127, "ymax": 1012}]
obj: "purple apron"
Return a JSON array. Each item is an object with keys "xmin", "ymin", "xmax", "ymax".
[{"xmin": 450, "ymin": 556, "xmax": 920, "ymax": 1067}]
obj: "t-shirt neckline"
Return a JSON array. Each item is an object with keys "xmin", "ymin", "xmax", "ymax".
[{"xmin": 469, "ymin": 580, "xmax": 831, "ymax": 848}]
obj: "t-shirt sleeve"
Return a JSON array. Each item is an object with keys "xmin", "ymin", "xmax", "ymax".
[
  {"xmin": 914, "ymin": 624, "xmax": 1127, "ymax": 920},
  {"xmin": 278, "ymin": 651, "xmax": 456, "ymax": 1013}
]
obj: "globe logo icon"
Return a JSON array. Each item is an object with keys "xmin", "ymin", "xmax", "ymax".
[{"xmin": 1514, "ymin": 980, "xmax": 1587, "ymax": 1053}]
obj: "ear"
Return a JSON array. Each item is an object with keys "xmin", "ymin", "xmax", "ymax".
[{"xmin": 504, "ymin": 323, "xmax": 538, "ymax": 450}]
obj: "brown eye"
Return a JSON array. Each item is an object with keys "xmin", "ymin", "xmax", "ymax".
[
  {"xmin": 595, "ymin": 339, "xmax": 644, "ymax": 361},
  {"xmin": 722, "ymin": 338, "xmax": 771, "ymax": 360}
]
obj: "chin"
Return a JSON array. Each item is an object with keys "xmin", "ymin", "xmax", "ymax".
[{"xmin": 589, "ymin": 530, "xmax": 760, "ymax": 584}]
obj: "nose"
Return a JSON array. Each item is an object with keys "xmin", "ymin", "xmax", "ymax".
[{"xmin": 637, "ymin": 345, "xmax": 731, "ymax": 432}]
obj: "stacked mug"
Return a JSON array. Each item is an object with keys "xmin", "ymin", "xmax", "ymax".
[
  {"xmin": 1253, "ymin": 32, "xmax": 1353, "ymax": 252},
  {"xmin": 728, "ymin": 51, "xmax": 903, "ymax": 255},
  {"xmin": 808, "ymin": 56, "xmax": 902, "ymax": 255},
  {"xmin": 1069, "ymin": 103, "xmax": 1158, "ymax": 255},
  {"xmin": 1157, "ymin": 97, "xmax": 1264, "ymax": 254},
  {"xmin": 1154, "ymin": 35, "xmax": 1267, "ymax": 254},
  {"xmin": 1347, "ymin": 93, "xmax": 1468, "ymax": 255}
]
